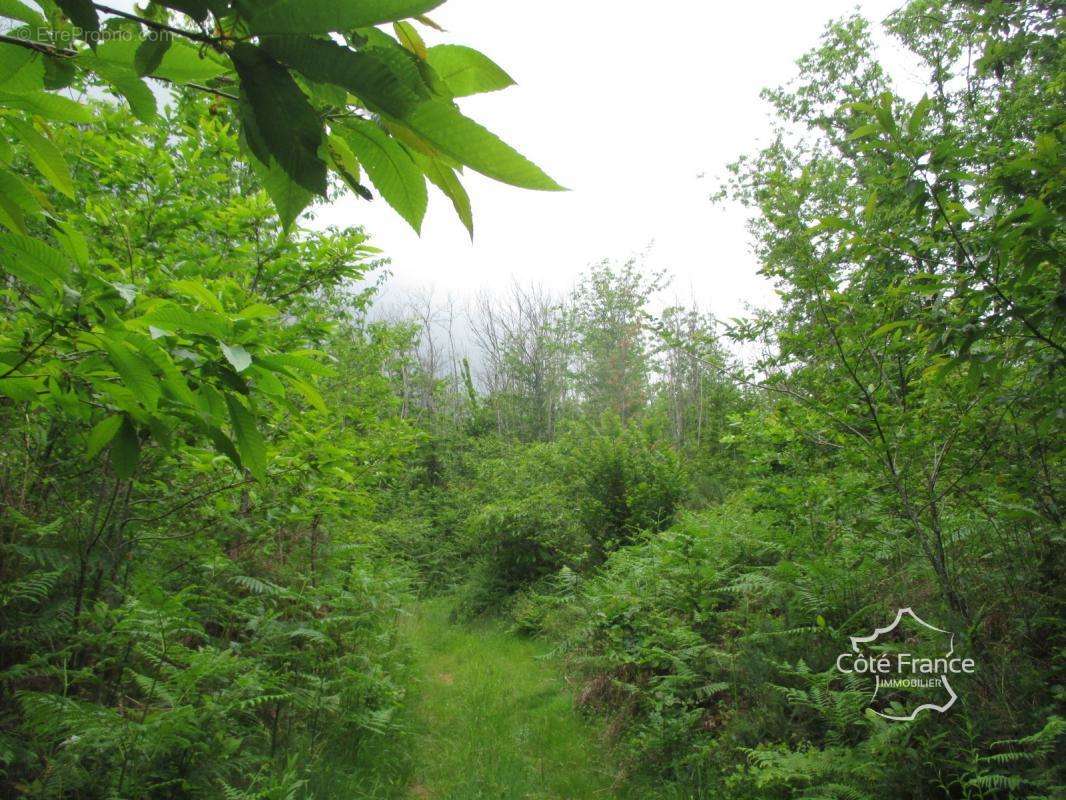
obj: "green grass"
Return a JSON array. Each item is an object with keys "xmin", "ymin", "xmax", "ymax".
[
  {"xmin": 399, "ymin": 598, "xmax": 621, "ymax": 800},
  {"xmin": 312, "ymin": 597, "xmax": 673, "ymax": 799}
]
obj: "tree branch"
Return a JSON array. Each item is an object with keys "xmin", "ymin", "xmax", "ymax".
[
  {"xmin": 0, "ymin": 32, "xmax": 76, "ymax": 57},
  {"xmin": 91, "ymin": 3, "xmax": 222, "ymax": 47}
]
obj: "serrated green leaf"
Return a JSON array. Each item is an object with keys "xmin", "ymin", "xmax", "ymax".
[
  {"xmin": 241, "ymin": 127, "xmax": 315, "ymax": 229},
  {"xmin": 870, "ymin": 319, "xmax": 915, "ymax": 338},
  {"xmin": 107, "ymin": 76, "xmax": 158, "ymax": 122},
  {"xmin": 0, "ymin": 196, "xmax": 26, "ymax": 234},
  {"xmin": 47, "ymin": 218, "xmax": 88, "ymax": 269},
  {"xmin": 110, "ymin": 417, "xmax": 139, "ymax": 479},
  {"xmin": 414, "ymin": 13, "xmax": 443, "ymax": 31},
  {"xmin": 0, "ymin": 168, "xmax": 43, "ymax": 233},
  {"xmin": 0, "ymin": 0, "xmax": 46, "ymax": 26},
  {"xmin": 0, "ymin": 169, "xmax": 43, "ymax": 217},
  {"xmin": 258, "ymin": 352, "xmax": 334, "ymax": 377},
  {"xmin": 404, "ymin": 100, "xmax": 563, "ymax": 191},
  {"xmin": 197, "ymin": 382, "xmax": 227, "ymax": 420},
  {"xmin": 55, "ymin": 0, "xmax": 99, "ymax": 36},
  {"xmin": 339, "ymin": 118, "xmax": 426, "ymax": 232},
  {"xmin": 205, "ymin": 424, "xmax": 242, "ymax": 471},
  {"xmin": 289, "ymin": 377, "xmax": 326, "ymax": 412},
  {"xmin": 426, "ymin": 45, "xmax": 514, "ymax": 97},
  {"xmin": 848, "ymin": 123, "xmax": 880, "ymax": 142},
  {"xmin": 134, "ymin": 36, "xmax": 171, "ymax": 77},
  {"xmin": 908, "ymin": 95, "xmax": 932, "ymax": 138},
  {"xmin": 139, "ymin": 302, "xmax": 231, "ymax": 338},
  {"xmin": 86, "ymin": 415, "xmax": 123, "ymax": 460},
  {"xmin": 323, "ymin": 133, "xmax": 367, "ymax": 196},
  {"xmin": 97, "ymin": 36, "xmax": 231, "ymax": 83},
  {"xmin": 225, "ymin": 393, "xmax": 267, "ymax": 481},
  {"xmin": 6, "ymin": 118, "xmax": 74, "ymax": 198},
  {"xmin": 245, "ymin": 0, "xmax": 445, "ymax": 35},
  {"xmin": 874, "ymin": 94, "xmax": 896, "ymax": 133},
  {"xmin": 78, "ymin": 49, "xmax": 158, "ymax": 121},
  {"xmin": 0, "ymin": 232, "xmax": 69, "ymax": 291},
  {"xmin": 0, "ymin": 43, "xmax": 45, "ymax": 94},
  {"xmin": 393, "ymin": 21, "xmax": 427, "ymax": 60},
  {"xmin": 150, "ymin": 353, "xmax": 197, "ymax": 407},
  {"xmin": 0, "ymin": 376, "xmax": 38, "ymax": 402},
  {"xmin": 43, "ymin": 55, "xmax": 77, "ymax": 90},
  {"xmin": 101, "ymin": 338, "xmax": 160, "ymax": 408},
  {"xmin": 221, "ymin": 343, "xmax": 252, "ymax": 373},
  {"xmin": 170, "ymin": 279, "xmax": 224, "ymax": 313},
  {"xmin": 259, "ymin": 35, "xmax": 421, "ymax": 119},
  {"xmin": 232, "ymin": 43, "xmax": 326, "ymax": 196},
  {"xmin": 415, "ymin": 151, "xmax": 472, "ymax": 238},
  {"xmin": 360, "ymin": 28, "xmax": 435, "ymax": 100},
  {"xmin": 248, "ymin": 364, "xmax": 286, "ymax": 397},
  {"xmin": 112, "ymin": 282, "xmax": 137, "ymax": 305},
  {"xmin": 236, "ymin": 302, "xmax": 279, "ymax": 320},
  {"xmin": 0, "ymin": 89, "xmax": 91, "ymax": 122},
  {"xmin": 151, "ymin": 39, "xmax": 231, "ymax": 82}
]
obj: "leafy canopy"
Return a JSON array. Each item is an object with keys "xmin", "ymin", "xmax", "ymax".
[
  {"xmin": 0, "ymin": 0, "xmax": 562, "ymax": 488},
  {"xmin": 1, "ymin": 0, "xmax": 562, "ymax": 232}
]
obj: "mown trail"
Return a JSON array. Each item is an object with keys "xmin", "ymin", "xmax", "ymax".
[{"xmin": 397, "ymin": 599, "xmax": 624, "ymax": 800}]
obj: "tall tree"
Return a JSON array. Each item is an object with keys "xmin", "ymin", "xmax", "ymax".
[
  {"xmin": 471, "ymin": 283, "xmax": 569, "ymax": 440},
  {"xmin": 568, "ymin": 260, "xmax": 664, "ymax": 423},
  {"xmin": 721, "ymin": 3, "xmax": 1063, "ymax": 623}
]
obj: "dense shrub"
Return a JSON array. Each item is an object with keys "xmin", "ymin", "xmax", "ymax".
[
  {"xmin": 529, "ymin": 503, "xmax": 1064, "ymax": 798},
  {"xmin": 442, "ymin": 423, "xmax": 686, "ymax": 616},
  {"xmin": 442, "ymin": 442, "xmax": 580, "ymax": 615},
  {"xmin": 569, "ymin": 421, "xmax": 686, "ymax": 563},
  {"xmin": 459, "ymin": 484, "xmax": 585, "ymax": 611},
  {"xmin": 0, "ymin": 102, "xmax": 417, "ymax": 796}
]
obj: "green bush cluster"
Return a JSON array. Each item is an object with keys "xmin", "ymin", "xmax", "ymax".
[
  {"xmin": 521, "ymin": 495, "xmax": 1063, "ymax": 798},
  {"xmin": 417, "ymin": 2, "xmax": 1066, "ymax": 795},
  {"xmin": 446, "ymin": 424, "xmax": 685, "ymax": 618},
  {"xmin": 570, "ymin": 422, "xmax": 686, "ymax": 564},
  {"xmin": 1, "ymin": 0, "xmax": 1062, "ymax": 797},
  {"xmin": 0, "ymin": 98, "xmax": 419, "ymax": 797}
]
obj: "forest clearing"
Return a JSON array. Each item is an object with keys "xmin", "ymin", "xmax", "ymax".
[{"xmin": 0, "ymin": 0, "xmax": 1062, "ymax": 798}]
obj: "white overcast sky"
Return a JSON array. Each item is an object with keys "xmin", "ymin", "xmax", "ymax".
[{"xmin": 313, "ymin": 0, "xmax": 912, "ymax": 322}]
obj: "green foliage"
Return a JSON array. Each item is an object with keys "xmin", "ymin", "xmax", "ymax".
[
  {"xmin": 568, "ymin": 260, "xmax": 666, "ymax": 422},
  {"xmin": 0, "ymin": 98, "xmax": 419, "ymax": 796},
  {"xmin": 0, "ymin": 0, "xmax": 1062, "ymax": 796},
  {"xmin": 339, "ymin": 117, "xmax": 428, "ymax": 233},
  {"xmin": 489, "ymin": 3, "xmax": 1065, "ymax": 796},
  {"xmin": 426, "ymin": 44, "xmax": 515, "ymax": 98},
  {"xmin": 0, "ymin": 0, "xmax": 559, "ymax": 238},
  {"xmin": 232, "ymin": 41, "xmax": 328, "ymax": 195},
  {"xmin": 382, "ymin": 2, "xmax": 1064, "ymax": 797},
  {"xmin": 523, "ymin": 496, "xmax": 1063, "ymax": 798},
  {"xmin": 569, "ymin": 420, "xmax": 685, "ymax": 562},
  {"xmin": 243, "ymin": 0, "xmax": 445, "ymax": 36},
  {"xmin": 469, "ymin": 486, "xmax": 581, "ymax": 587},
  {"xmin": 0, "ymin": 1, "xmax": 569, "ymax": 796},
  {"xmin": 404, "ymin": 419, "xmax": 687, "ymax": 620}
]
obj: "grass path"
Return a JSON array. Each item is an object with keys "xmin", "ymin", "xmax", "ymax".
[{"xmin": 398, "ymin": 598, "xmax": 624, "ymax": 800}]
